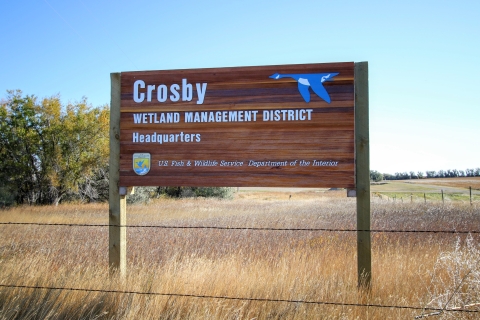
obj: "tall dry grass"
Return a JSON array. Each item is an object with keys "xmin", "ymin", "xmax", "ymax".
[{"xmin": 0, "ymin": 192, "xmax": 479, "ymax": 319}]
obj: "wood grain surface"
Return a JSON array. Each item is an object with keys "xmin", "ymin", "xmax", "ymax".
[{"xmin": 119, "ymin": 62, "xmax": 355, "ymax": 187}]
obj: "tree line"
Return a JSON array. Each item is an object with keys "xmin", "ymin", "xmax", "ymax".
[
  {"xmin": 0, "ymin": 90, "xmax": 232, "ymax": 206},
  {"xmin": 2, "ymin": 90, "xmax": 475, "ymax": 204},
  {"xmin": 370, "ymin": 168, "xmax": 480, "ymax": 182}
]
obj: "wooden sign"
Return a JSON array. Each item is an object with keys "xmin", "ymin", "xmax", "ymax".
[{"xmin": 119, "ymin": 62, "xmax": 355, "ymax": 187}]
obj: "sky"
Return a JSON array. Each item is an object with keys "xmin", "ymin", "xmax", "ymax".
[{"xmin": 1, "ymin": 0, "xmax": 479, "ymax": 174}]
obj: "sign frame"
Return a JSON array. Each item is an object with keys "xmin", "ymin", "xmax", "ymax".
[
  {"xmin": 118, "ymin": 62, "xmax": 355, "ymax": 189},
  {"xmin": 109, "ymin": 62, "xmax": 370, "ymax": 288}
]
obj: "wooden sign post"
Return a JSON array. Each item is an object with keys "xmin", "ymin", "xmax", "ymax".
[
  {"xmin": 354, "ymin": 62, "xmax": 371, "ymax": 288},
  {"xmin": 109, "ymin": 62, "xmax": 370, "ymax": 287},
  {"xmin": 109, "ymin": 73, "xmax": 126, "ymax": 276}
]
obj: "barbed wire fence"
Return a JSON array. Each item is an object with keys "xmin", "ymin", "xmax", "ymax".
[
  {"xmin": 371, "ymin": 186, "xmax": 480, "ymax": 205},
  {"xmin": 0, "ymin": 283, "xmax": 479, "ymax": 317},
  {"xmin": 1, "ymin": 221, "xmax": 479, "ymax": 318},
  {"xmin": 1, "ymin": 222, "xmax": 480, "ymax": 233}
]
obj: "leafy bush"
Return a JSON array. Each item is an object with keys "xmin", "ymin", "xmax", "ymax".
[
  {"xmin": 370, "ymin": 170, "xmax": 383, "ymax": 182},
  {"xmin": 127, "ymin": 186, "xmax": 233, "ymax": 204},
  {"xmin": 126, "ymin": 187, "xmax": 157, "ymax": 204}
]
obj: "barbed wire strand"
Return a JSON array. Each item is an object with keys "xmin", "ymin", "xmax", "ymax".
[
  {"xmin": 2, "ymin": 221, "xmax": 479, "ymax": 314},
  {"xmin": 0, "ymin": 222, "xmax": 479, "ymax": 234},
  {"xmin": 0, "ymin": 284, "xmax": 478, "ymax": 314}
]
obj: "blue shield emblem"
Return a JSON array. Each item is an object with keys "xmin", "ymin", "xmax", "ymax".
[{"xmin": 133, "ymin": 153, "xmax": 151, "ymax": 175}]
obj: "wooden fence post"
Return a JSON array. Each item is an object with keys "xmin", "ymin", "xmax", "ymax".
[
  {"xmin": 470, "ymin": 186, "xmax": 473, "ymax": 205},
  {"xmin": 355, "ymin": 62, "xmax": 371, "ymax": 288},
  {"xmin": 109, "ymin": 72, "xmax": 126, "ymax": 276}
]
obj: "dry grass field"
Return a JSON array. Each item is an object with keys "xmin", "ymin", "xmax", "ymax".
[
  {"xmin": 404, "ymin": 177, "xmax": 480, "ymax": 190},
  {"xmin": 370, "ymin": 177, "xmax": 480, "ymax": 204},
  {"xmin": 0, "ymin": 191, "xmax": 479, "ymax": 319}
]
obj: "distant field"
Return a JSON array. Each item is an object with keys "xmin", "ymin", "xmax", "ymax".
[
  {"xmin": 371, "ymin": 177, "xmax": 480, "ymax": 203},
  {"xmin": 238, "ymin": 178, "xmax": 480, "ymax": 203},
  {"xmin": 237, "ymin": 187, "xmax": 343, "ymax": 201},
  {"xmin": 242, "ymin": 177, "xmax": 480, "ymax": 193},
  {"xmin": 403, "ymin": 177, "xmax": 480, "ymax": 189}
]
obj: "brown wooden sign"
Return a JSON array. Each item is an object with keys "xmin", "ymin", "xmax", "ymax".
[{"xmin": 119, "ymin": 62, "xmax": 355, "ymax": 187}]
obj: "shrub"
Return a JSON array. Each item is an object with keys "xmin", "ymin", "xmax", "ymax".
[{"xmin": 127, "ymin": 187, "xmax": 234, "ymax": 204}]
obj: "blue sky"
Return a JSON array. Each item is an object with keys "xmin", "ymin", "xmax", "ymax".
[{"xmin": 1, "ymin": 0, "xmax": 479, "ymax": 174}]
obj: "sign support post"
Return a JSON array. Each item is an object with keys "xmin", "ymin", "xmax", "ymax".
[
  {"xmin": 354, "ymin": 62, "xmax": 371, "ymax": 288},
  {"xmin": 109, "ymin": 72, "xmax": 126, "ymax": 276},
  {"xmin": 112, "ymin": 62, "xmax": 364, "ymax": 281}
]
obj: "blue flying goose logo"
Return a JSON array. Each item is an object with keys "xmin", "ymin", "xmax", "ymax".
[{"xmin": 269, "ymin": 72, "xmax": 339, "ymax": 103}]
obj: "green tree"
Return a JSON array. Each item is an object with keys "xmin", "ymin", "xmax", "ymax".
[
  {"xmin": 40, "ymin": 97, "xmax": 109, "ymax": 204},
  {"xmin": 0, "ymin": 90, "xmax": 109, "ymax": 205},
  {"xmin": 369, "ymin": 170, "xmax": 383, "ymax": 182},
  {"xmin": 426, "ymin": 171, "xmax": 436, "ymax": 178},
  {"xmin": 0, "ymin": 91, "xmax": 49, "ymax": 204}
]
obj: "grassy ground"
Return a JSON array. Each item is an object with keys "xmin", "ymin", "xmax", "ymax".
[
  {"xmin": 0, "ymin": 194, "xmax": 479, "ymax": 319},
  {"xmin": 372, "ymin": 192, "xmax": 480, "ymax": 203},
  {"xmin": 371, "ymin": 177, "xmax": 480, "ymax": 204},
  {"xmin": 404, "ymin": 177, "xmax": 480, "ymax": 190}
]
